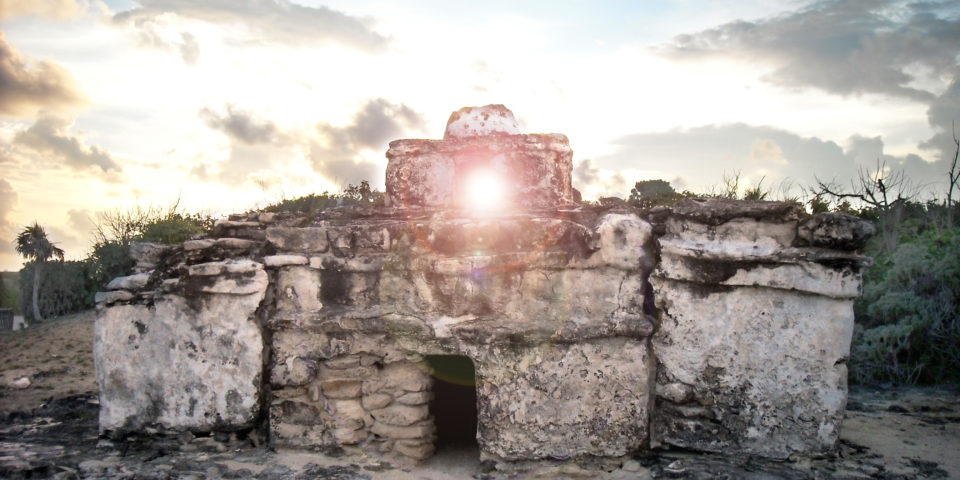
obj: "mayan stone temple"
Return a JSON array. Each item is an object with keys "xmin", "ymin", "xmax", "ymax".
[{"xmin": 94, "ymin": 105, "xmax": 874, "ymax": 474}]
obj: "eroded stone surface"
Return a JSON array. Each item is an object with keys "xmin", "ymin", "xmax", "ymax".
[
  {"xmin": 650, "ymin": 199, "xmax": 869, "ymax": 459},
  {"xmin": 95, "ymin": 260, "xmax": 267, "ymax": 436},
  {"xmin": 477, "ymin": 338, "xmax": 655, "ymax": 461},
  {"xmin": 385, "ymin": 134, "xmax": 573, "ymax": 210},
  {"xmin": 444, "ymin": 104, "xmax": 521, "ymax": 139}
]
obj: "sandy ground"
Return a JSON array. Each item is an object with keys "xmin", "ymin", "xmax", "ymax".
[
  {"xmin": 1, "ymin": 310, "xmax": 959, "ymax": 479},
  {"xmin": 0, "ymin": 310, "xmax": 96, "ymax": 414}
]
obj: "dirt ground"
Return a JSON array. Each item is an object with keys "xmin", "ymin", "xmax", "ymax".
[
  {"xmin": 1, "ymin": 310, "xmax": 958, "ymax": 479},
  {"xmin": 0, "ymin": 310, "xmax": 96, "ymax": 415}
]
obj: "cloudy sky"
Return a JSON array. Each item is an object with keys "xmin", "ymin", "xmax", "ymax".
[{"xmin": 1, "ymin": 0, "xmax": 958, "ymax": 270}]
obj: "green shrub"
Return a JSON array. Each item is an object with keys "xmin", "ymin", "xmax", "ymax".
[
  {"xmin": 88, "ymin": 241, "xmax": 136, "ymax": 290},
  {"xmin": 139, "ymin": 213, "xmax": 214, "ymax": 244},
  {"xmin": 261, "ymin": 181, "xmax": 384, "ymax": 215},
  {"xmin": 850, "ymin": 227, "xmax": 960, "ymax": 385},
  {"xmin": 0, "ymin": 275, "xmax": 20, "ymax": 313},
  {"xmin": 19, "ymin": 260, "xmax": 99, "ymax": 321}
]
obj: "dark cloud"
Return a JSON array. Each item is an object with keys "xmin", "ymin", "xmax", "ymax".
[
  {"xmin": 920, "ymin": 73, "xmax": 960, "ymax": 164},
  {"xmin": 662, "ymin": 0, "xmax": 960, "ymax": 102},
  {"xmin": 598, "ymin": 123, "xmax": 947, "ymax": 197},
  {"xmin": 0, "ymin": 32, "xmax": 86, "ymax": 117},
  {"xmin": 572, "ymin": 158, "xmax": 628, "ymax": 197},
  {"xmin": 311, "ymin": 98, "xmax": 425, "ymax": 185},
  {"xmin": 191, "ymin": 99, "xmax": 423, "ymax": 187},
  {"xmin": 200, "ymin": 104, "xmax": 280, "ymax": 145},
  {"xmin": 14, "ymin": 115, "xmax": 122, "ymax": 175},
  {"xmin": 114, "ymin": 0, "xmax": 388, "ymax": 52}
]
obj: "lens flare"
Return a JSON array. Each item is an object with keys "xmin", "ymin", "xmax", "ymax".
[{"xmin": 464, "ymin": 170, "xmax": 504, "ymax": 212}]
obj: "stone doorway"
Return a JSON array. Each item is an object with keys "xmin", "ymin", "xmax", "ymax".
[{"xmin": 424, "ymin": 355, "xmax": 478, "ymax": 452}]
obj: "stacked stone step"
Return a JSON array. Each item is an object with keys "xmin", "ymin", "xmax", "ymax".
[{"xmin": 269, "ymin": 352, "xmax": 436, "ymax": 464}]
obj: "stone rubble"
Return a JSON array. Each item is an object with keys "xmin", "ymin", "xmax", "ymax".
[{"xmin": 92, "ymin": 105, "xmax": 875, "ymax": 475}]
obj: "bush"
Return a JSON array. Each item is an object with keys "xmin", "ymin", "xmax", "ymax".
[
  {"xmin": 261, "ymin": 181, "xmax": 384, "ymax": 215},
  {"xmin": 0, "ymin": 274, "xmax": 19, "ymax": 313},
  {"xmin": 849, "ymin": 227, "xmax": 960, "ymax": 385},
  {"xmin": 19, "ymin": 260, "xmax": 99, "ymax": 321},
  {"xmin": 88, "ymin": 241, "xmax": 136, "ymax": 290},
  {"xmin": 139, "ymin": 213, "xmax": 214, "ymax": 244}
]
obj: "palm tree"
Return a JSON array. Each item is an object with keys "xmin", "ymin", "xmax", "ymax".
[{"xmin": 15, "ymin": 223, "xmax": 65, "ymax": 321}]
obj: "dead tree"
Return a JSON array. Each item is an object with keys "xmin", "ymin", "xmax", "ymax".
[
  {"xmin": 814, "ymin": 158, "xmax": 918, "ymax": 252},
  {"xmin": 947, "ymin": 121, "xmax": 960, "ymax": 227}
]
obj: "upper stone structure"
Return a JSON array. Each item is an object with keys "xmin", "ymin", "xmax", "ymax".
[
  {"xmin": 385, "ymin": 104, "xmax": 574, "ymax": 211},
  {"xmin": 93, "ymin": 105, "xmax": 875, "ymax": 476},
  {"xmin": 443, "ymin": 104, "xmax": 521, "ymax": 139}
]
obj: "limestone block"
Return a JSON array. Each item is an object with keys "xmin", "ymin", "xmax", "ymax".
[
  {"xmin": 183, "ymin": 239, "xmax": 214, "ymax": 250},
  {"xmin": 214, "ymin": 219, "xmax": 259, "ymax": 229},
  {"xmin": 370, "ymin": 404, "xmax": 429, "ymax": 426},
  {"xmin": 324, "ymin": 355, "xmax": 361, "ymax": 369},
  {"xmin": 187, "ymin": 258, "xmax": 260, "ymax": 276},
  {"xmin": 362, "ymin": 393, "xmax": 393, "ymax": 410},
  {"xmin": 657, "ymin": 238, "xmax": 866, "ymax": 299},
  {"xmin": 320, "ymin": 380, "xmax": 362, "ymax": 399},
  {"xmin": 94, "ymin": 290, "xmax": 134, "ymax": 306},
  {"xmin": 797, "ymin": 212, "xmax": 875, "ymax": 250},
  {"xmin": 586, "ymin": 214, "xmax": 654, "ymax": 271},
  {"xmin": 476, "ymin": 338, "xmax": 655, "ymax": 460},
  {"xmin": 371, "ymin": 418, "xmax": 435, "ymax": 440},
  {"xmin": 214, "ymin": 237, "xmax": 257, "ymax": 249},
  {"xmin": 329, "ymin": 399, "xmax": 368, "ymax": 427},
  {"xmin": 276, "ymin": 266, "xmax": 322, "ymax": 312},
  {"xmin": 266, "ymin": 227, "xmax": 330, "ymax": 253},
  {"xmin": 271, "ymin": 356, "xmax": 316, "ymax": 387},
  {"xmin": 263, "ymin": 254, "xmax": 308, "ymax": 267},
  {"xmin": 129, "ymin": 242, "xmax": 171, "ymax": 271},
  {"xmin": 95, "ymin": 286, "xmax": 265, "ymax": 435},
  {"xmin": 395, "ymin": 391, "xmax": 433, "ymax": 406},
  {"xmin": 651, "ymin": 278, "xmax": 854, "ymax": 458},
  {"xmin": 183, "ymin": 260, "xmax": 267, "ymax": 295},
  {"xmin": 270, "ymin": 399, "xmax": 325, "ymax": 426},
  {"xmin": 444, "ymin": 104, "xmax": 521, "ymax": 139},
  {"xmin": 385, "ymin": 134, "xmax": 573, "ymax": 210},
  {"xmin": 106, "ymin": 273, "xmax": 151, "ymax": 291},
  {"xmin": 394, "ymin": 439, "xmax": 435, "ymax": 460},
  {"xmin": 362, "ymin": 361, "xmax": 432, "ymax": 396},
  {"xmin": 270, "ymin": 422, "xmax": 333, "ymax": 450},
  {"xmin": 322, "ymin": 271, "xmax": 380, "ymax": 307},
  {"xmin": 333, "ymin": 427, "xmax": 367, "ymax": 444}
]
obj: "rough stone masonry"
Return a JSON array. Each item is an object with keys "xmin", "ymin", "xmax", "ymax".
[{"xmin": 94, "ymin": 105, "xmax": 873, "ymax": 472}]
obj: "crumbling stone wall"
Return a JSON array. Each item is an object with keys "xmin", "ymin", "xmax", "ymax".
[
  {"xmin": 650, "ymin": 198, "xmax": 872, "ymax": 459},
  {"xmin": 94, "ymin": 105, "xmax": 872, "ymax": 472}
]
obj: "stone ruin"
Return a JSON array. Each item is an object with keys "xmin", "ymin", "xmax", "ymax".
[{"xmin": 94, "ymin": 105, "xmax": 874, "ymax": 473}]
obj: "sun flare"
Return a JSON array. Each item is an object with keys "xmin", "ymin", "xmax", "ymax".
[{"xmin": 464, "ymin": 170, "xmax": 505, "ymax": 212}]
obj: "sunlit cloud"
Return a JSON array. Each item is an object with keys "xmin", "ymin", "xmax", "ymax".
[
  {"xmin": 113, "ymin": 0, "xmax": 389, "ymax": 51},
  {"xmin": 0, "ymin": 32, "xmax": 86, "ymax": 117},
  {"xmin": 13, "ymin": 114, "xmax": 122, "ymax": 176}
]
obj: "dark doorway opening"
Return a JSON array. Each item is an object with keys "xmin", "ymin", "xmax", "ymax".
[{"xmin": 424, "ymin": 355, "xmax": 478, "ymax": 450}]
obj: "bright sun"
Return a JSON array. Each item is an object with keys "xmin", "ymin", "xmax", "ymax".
[{"xmin": 464, "ymin": 169, "xmax": 505, "ymax": 212}]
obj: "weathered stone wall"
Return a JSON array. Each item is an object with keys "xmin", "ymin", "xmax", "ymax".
[
  {"xmin": 261, "ymin": 208, "xmax": 656, "ymax": 465},
  {"xmin": 93, "ymin": 105, "xmax": 873, "ymax": 472},
  {"xmin": 95, "ymin": 258, "xmax": 267, "ymax": 435},
  {"xmin": 650, "ymin": 198, "xmax": 872, "ymax": 459}
]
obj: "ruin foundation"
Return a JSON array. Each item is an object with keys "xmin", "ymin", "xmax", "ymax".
[{"xmin": 94, "ymin": 105, "xmax": 873, "ymax": 471}]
